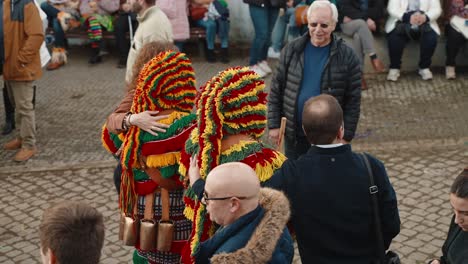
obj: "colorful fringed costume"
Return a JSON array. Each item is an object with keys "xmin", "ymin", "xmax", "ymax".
[
  {"xmin": 103, "ymin": 51, "xmax": 197, "ymax": 264},
  {"xmin": 178, "ymin": 67, "xmax": 287, "ymax": 263}
]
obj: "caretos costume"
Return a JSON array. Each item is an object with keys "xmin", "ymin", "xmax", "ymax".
[
  {"xmin": 178, "ymin": 67, "xmax": 287, "ymax": 263},
  {"xmin": 102, "ymin": 51, "xmax": 197, "ymax": 263}
]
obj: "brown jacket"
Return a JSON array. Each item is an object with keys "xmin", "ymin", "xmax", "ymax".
[
  {"xmin": 106, "ymin": 88, "xmax": 134, "ymax": 134},
  {"xmin": 3, "ymin": 0, "xmax": 44, "ymax": 81}
]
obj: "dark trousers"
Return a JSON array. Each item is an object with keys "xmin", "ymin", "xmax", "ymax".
[
  {"xmin": 445, "ymin": 24, "xmax": 467, "ymax": 66},
  {"xmin": 113, "ymin": 162, "xmax": 122, "ymax": 195},
  {"xmin": 40, "ymin": 2, "xmax": 66, "ymax": 48},
  {"xmin": 387, "ymin": 27, "xmax": 438, "ymax": 69},
  {"xmin": 114, "ymin": 12, "xmax": 137, "ymax": 63},
  {"xmin": 284, "ymin": 135, "xmax": 310, "ymax": 160},
  {"xmin": 3, "ymin": 85, "xmax": 15, "ymax": 123}
]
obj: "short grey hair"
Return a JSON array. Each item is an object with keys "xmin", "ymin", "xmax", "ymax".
[{"xmin": 307, "ymin": 0, "xmax": 339, "ymax": 23}]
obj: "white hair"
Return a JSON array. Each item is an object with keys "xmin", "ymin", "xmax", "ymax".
[{"xmin": 307, "ymin": 0, "xmax": 339, "ymax": 23}]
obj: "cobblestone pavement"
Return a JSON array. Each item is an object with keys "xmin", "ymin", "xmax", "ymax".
[{"xmin": 0, "ymin": 47, "xmax": 467, "ymax": 263}]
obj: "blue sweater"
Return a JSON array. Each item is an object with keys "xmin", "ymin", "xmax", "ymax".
[{"xmin": 265, "ymin": 144, "xmax": 400, "ymax": 264}]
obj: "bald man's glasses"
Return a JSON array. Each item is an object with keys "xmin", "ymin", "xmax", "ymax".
[{"xmin": 201, "ymin": 191, "xmax": 249, "ymax": 205}]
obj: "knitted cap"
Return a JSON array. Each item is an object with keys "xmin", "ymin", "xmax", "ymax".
[
  {"xmin": 196, "ymin": 66, "xmax": 267, "ymax": 178},
  {"xmin": 122, "ymin": 51, "xmax": 197, "ymax": 170},
  {"xmin": 131, "ymin": 51, "xmax": 197, "ymax": 114}
]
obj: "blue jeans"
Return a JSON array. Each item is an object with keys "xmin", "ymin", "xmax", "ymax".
[
  {"xmin": 271, "ymin": 7, "xmax": 300, "ymax": 52},
  {"xmin": 195, "ymin": 18, "xmax": 229, "ymax": 50},
  {"xmin": 387, "ymin": 26, "xmax": 438, "ymax": 69},
  {"xmin": 248, "ymin": 5, "xmax": 279, "ymax": 65},
  {"xmin": 40, "ymin": 2, "xmax": 65, "ymax": 47}
]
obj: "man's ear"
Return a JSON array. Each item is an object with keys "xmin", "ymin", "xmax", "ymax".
[
  {"xmin": 229, "ymin": 199, "xmax": 240, "ymax": 213},
  {"xmin": 337, "ymin": 124, "xmax": 344, "ymax": 140}
]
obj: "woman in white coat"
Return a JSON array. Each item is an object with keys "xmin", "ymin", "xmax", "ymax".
[{"xmin": 385, "ymin": 0, "xmax": 441, "ymax": 81}]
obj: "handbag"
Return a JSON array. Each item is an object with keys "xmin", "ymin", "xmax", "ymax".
[
  {"xmin": 294, "ymin": 5, "xmax": 309, "ymax": 26},
  {"xmin": 360, "ymin": 153, "xmax": 401, "ymax": 264},
  {"xmin": 450, "ymin": 15, "xmax": 468, "ymax": 39},
  {"xmin": 190, "ymin": 5, "xmax": 208, "ymax": 21}
]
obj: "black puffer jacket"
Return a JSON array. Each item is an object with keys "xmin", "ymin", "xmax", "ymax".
[{"xmin": 268, "ymin": 33, "xmax": 361, "ymax": 142}]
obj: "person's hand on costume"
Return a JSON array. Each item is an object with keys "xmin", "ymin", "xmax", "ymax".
[
  {"xmin": 269, "ymin": 128, "xmax": 280, "ymax": 146},
  {"xmin": 367, "ymin": 18, "xmax": 376, "ymax": 31},
  {"xmin": 429, "ymin": 260, "xmax": 440, "ymax": 264},
  {"xmin": 129, "ymin": 111, "xmax": 170, "ymax": 136},
  {"xmin": 343, "ymin": 16, "xmax": 352, "ymax": 23},
  {"xmin": 189, "ymin": 154, "xmax": 201, "ymax": 187}
]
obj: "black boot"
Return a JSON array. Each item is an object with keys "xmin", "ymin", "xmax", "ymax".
[
  {"xmin": 88, "ymin": 44, "xmax": 102, "ymax": 64},
  {"xmin": 206, "ymin": 49, "xmax": 216, "ymax": 63},
  {"xmin": 220, "ymin": 48, "xmax": 229, "ymax": 64},
  {"xmin": 2, "ymin": 87, "xmax": 15, "ymax": 135}
]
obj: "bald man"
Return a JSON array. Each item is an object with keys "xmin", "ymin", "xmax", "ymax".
[
  {"xmin": 189, "ymin": 162, "xmax": 294, "ymax": 264},
  {"xmin": 266, "ymin": 94, "xmax": 400, "ymax": 263}
]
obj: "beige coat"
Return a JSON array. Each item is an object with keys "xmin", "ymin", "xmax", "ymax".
[{"xmin": 125, "ymin": 6, "xmax": 173, "ymax": 83}]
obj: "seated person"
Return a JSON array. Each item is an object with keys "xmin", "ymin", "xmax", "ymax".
[
  {"xmin": 385, "ymin": 0, "xmax": 442, "ymax": 81},
  {"xmin": 429, "ymin": 168, "xmax": 468, "ymax": 264},
  {"xmin": 41, "ymin": 0, "xmax": 81, "ymax": 70},
  {"xmin": 157, "ymin": 0, "xmax": 190, "ymax": 52},
  {"xmin": 79, "ymin": 0, "xmax": 120, "ymax": 64},
  {"xmin": 190, "ymin": 0, "xmax": 230, "ymax": 63},
  {"xmin": 39, "ymin": 201, "xmax": 105, "ymax": 264},
  {"xmin": 190, "ymin": 162, "xmax": 294, "ymax": 264},
  {"xmin": 443, "ymin": 0, "xmax": 468, "ymax": 80}
]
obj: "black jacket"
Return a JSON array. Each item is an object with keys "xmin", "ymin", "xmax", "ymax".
[
  {"xmin": 339, "ymin": 0, "xmax": 385, "ymax": 22},
  {"xmin": 268, "ymin": 33, "xmax": 361, "ymax": 142},
  {"xmin": 265, "ymin": 145, "xmax": 401, "ymax": 264},
  {"xmin": 242, "ymin": 0, "xmax": 286, "ymax": 8},
  {"xmin": 438, "ymin": 215, "xmax": 468, "ymax": 264}
]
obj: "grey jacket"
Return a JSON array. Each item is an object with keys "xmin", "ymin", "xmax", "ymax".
[{"xmin": 268, "ymin": 33, "xmax": 361, "ymax": 142}]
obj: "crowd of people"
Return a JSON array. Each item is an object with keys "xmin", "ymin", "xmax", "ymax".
[{"xmin": 1, "ymin": 0, "xmax": 467, "ymax": 263}]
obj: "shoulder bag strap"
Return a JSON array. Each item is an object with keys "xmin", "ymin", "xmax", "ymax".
[{"xmin": 361, "ymin": 153, "xmax": 386, "ymax": 264}]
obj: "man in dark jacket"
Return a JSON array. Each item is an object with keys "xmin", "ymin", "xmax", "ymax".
[
  {"xmin": 266, "ymin": 94, "xmax": 400, "ymax": 264},
  {"xmin": 3, "ymin": 0, "xmax": 44, "ymax": 162},
  {"xmin": 268, "ymin": 0, "xmax": 361, "ymax": 159},
  {"xmin": 192, "ymin": 162, "xmax": 294, "ymax": 264}
]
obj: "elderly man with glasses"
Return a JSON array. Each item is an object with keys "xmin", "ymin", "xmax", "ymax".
[
  {"xmin": 188, "ymin": 161, "xmax": 294, "ymax": 264},
  {"xmin": 268, "ymin": 0, "xmax": 362, "ymax": 160}
]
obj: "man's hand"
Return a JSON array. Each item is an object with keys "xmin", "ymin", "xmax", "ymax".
[
  {"xmin": 430, "ymin": 260, "xmax": 440, "ymax": 264},
  {"xmin": 269, "ymin": 128, "xmax": 280, "ymax": 145},
  {"xmin": 343, "ymin": 16, "xmax": 352, "ymax": 23},
  {"xmin": 188, "ymin": 155, "xmax": 201, "ymax": 187},
  {"xmin": 130, "ymin": 111, "xmax": 170, "ymax": 136},
  {"xmin": 367, "ymin": 18, "xmax": 376, "ymax": 31}
]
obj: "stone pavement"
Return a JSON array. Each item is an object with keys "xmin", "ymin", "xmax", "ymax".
[{"xmin": 0, "ymin": 47, "xmax": 467, "ymax": 263}]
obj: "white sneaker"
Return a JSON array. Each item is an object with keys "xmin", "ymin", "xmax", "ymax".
[
  {"xmin": 258, "ymin": 60, "xmax": 272, "ymax": 74},
  {"xmin": 445, "ymin": 66, "xmax": 456, "ymax": 80},
  {"xmin": 268, "ymin": 47, "xmax": 281, "ymax": 59},
  {"xmin": 387, "ymin": 69, "xmax": 400, "ymax": 82},
  {"xmin": 250, "ymin": 64, "xmax": 267, "ymax": 78},
  {"xmin": 418, "ymin": 68, "xmax": 433, "ymax": 80}
]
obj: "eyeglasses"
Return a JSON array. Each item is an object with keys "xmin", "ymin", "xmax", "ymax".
[
  {"xmin": 309, "ymin": 22, "xmax": 330, "ymax": 29},
  {"xmin": 201, "ymin": 191, "xmax": 249, "ymax": 205}
]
